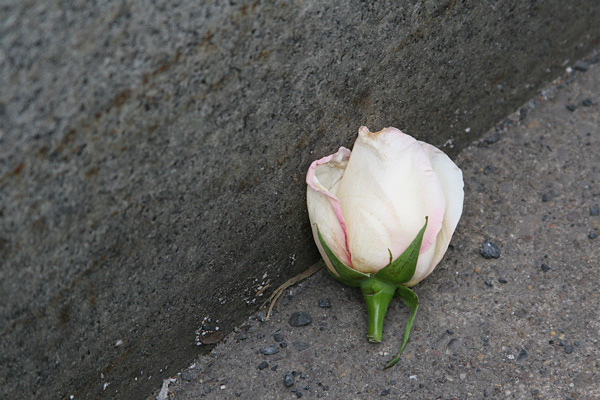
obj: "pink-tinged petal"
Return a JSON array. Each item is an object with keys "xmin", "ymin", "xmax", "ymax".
[
  {"xmin": 335, "ymin": 126, "xmax": 446, "ymax": 274},
  {"xmin": 405, "ymin": 142, "xmax": 463, "ymax": 286},
  {"xmin": 418, "ymin": 141, "xmax": 464, "ymax": 277},
  {"xmin": 306, "ymin": 147, "xmax": 353, "ymax": 269}
]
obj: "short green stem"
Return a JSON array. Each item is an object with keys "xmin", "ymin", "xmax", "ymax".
[{"xmin": 360, "ymin": 278, "xmax": 397, "ymax": 343}]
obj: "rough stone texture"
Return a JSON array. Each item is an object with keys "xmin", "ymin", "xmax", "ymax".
[
  {"xmin": 0, "ymin": 1, "xmax": 599, "ymax": 399},
  {"xmin": 149, "ymin": 48, "xmax": 600, "ymax": 400}
]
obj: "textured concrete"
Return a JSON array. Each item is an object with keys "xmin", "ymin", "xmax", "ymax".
[
  {"xmin": 0, "ymin": 1, "xmax": 599, "ymax": 399},
  {"xmin": 150, "ymin": 48, "xmax": 600, "ymax": 400}
]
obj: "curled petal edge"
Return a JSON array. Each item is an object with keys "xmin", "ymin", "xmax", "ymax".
[{"xmin": 306, "ymin": 147, "xmax": 353, "ymax": 267}]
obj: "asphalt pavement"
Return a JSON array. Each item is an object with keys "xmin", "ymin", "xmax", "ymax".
[{"xmin": 148, "ymin": 48, "xmax": 599, "ymax": 400}]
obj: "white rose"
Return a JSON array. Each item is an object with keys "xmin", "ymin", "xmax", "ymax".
[{"xmin": 306, "ymin": 126, "xmax": 464, "ymax": 286}]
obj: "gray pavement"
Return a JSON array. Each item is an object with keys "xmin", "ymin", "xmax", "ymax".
[{"xmin": 148, "ymin": 49, "xmax": 599, "ymax": 400}]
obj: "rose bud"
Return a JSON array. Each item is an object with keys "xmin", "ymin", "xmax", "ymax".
[{"xmin": 306, "ymin": 126, "xmax": 464, "ymax": 368}]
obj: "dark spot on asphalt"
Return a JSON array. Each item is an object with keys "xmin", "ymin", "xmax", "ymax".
[
  {"xmin": 274, "ymin": 333, "xmax": 285, "ymax": 342},
  {"xmin": 318, "ymin": 298, "xmax": 331, "ymax": 308},
  {"xmin": 540, "ymin": 263, "xmax": 550, "ymax": 272},
  {"xmin": 258, "ymin": 361, "xmax": 269, "ymax": 370}
]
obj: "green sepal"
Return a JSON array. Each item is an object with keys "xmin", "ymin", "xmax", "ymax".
[
  {"xmin": 317, "ymin": 226, "xmax": 370, "ymax": 287},
  {"xmin": 374, "ymin": 217, "xmax": 428, "ymax": 285},
  {"xmin": 324, "ymin": 265, "xmax": 363, "ymax": 287},
  {"xmin": 384, "ymin": 285, "xmax": 419, "ymax": 369}
]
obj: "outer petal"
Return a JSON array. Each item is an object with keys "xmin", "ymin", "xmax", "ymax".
[
  {"xmin": 405, "ymin": 240, "xmax": 436, "ymax": 287},
  {"xmin": 335, "ymin": 127, "xmax": 446, "ymax": 274},
  {"xmin": 306, "ymin": 147, "xmax": 353, "ymax": 272},
  {"xmin": 405, "ymin": 141, "xmax": 464, "ymax": 286}
]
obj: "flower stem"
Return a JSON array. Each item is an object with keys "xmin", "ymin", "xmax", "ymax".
[{"xmin": 360, "ymin": 278, "xmax": 397, "ymax": 343}]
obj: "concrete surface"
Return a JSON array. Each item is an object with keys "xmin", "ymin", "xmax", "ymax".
[
  {"xmin": 150, "ymin": 50, "xmax": 599, "ymax": 399},
  {"xmin": 1, "ymin": 1, "xmax": 599, "ymax": 399}
]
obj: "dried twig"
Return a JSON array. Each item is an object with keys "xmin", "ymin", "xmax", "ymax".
[{"xmin": 261, "ymin": 263, "xmax": 323, "ymax": 321}]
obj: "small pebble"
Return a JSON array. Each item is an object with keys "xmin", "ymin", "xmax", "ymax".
[
  {"xmin": 280, "ymin": 342, "xmax": 288, "ymax": 348},
  {"xmin": 234, "ymin": 332, "xmax": 248, "ymax": 341},
  {"xmin": 480, "ymin": 240, "xmax": 501, "ymax": 259},
  {"xmin": 582, "ymin": 98, "xmax": 593, "ymax": 107},
  {"xmin": 540, "ymin": 263, "xmax": 550, "ymax": 272},
  {"xmin": 519, "ymin": 107, "xmax": 528, "ymax": 119},
  {"xmin": 574, "ymin": 61, "xmax": 589, "ymax": 71},
  {"xmin": 256, "ymin": 309, "xmax": 268, "ymax": 322},
  {"xmin": 246, "ymin": 320, "xmax": 260, "ymax": 332},
  {"xmin": 260, "ymin": 347, "xmax": 279, "ymax": 355},
  {"xmin": 590, "ymin": 205, "xmax": 600, "ymax": 216},
  {"xmin": 282, "ymin": 295, "xmax": 292, "ymax": 306},
  {"xmin": 483, "ymin": 165, "xmax": 496, "ymax": 175},
  {"xmin": 541, "ymin": 192, "xmax": 553, "ymax": 202},
  {"xmin": 293, "ymin": 341, "xmax": 309, "ymax": 351},
  {"xmin": 181, "ymin": 370, "xmax": 198, "ymax": 382},
  {"xmin": 588, "ymin": 232, "xmax": 598, "ymax": 239},
  {"xmin": 380, "ymin": 388, "xmax": 390, "ymax": 396},
  {"xmin": 289, "ymin": 312, "xmax": 313, "ymax": 327},
  {"xmin": 517, "ymin": 348, "xmax": 528, "ymax": 361},
  {"xmin": 284, "ymin": 373, "xmax": 294, "ymax": 387},
  {"xmin": 564, "ymin": 345, "xmax": 574, "ymax": 354},
  {"xmin": 484, "ymin": 131, "xmax": 501, "ymax": 144},
  {"xmin": 566, "ymin": 104, "xmax": 577, "ymax": 112},
  {"xmin": 295, "ymin": 392, "xmax": 303, "ymax": 398},
  {"xmin": 235, "ymin": 392, "xmax": 242, "ymax": 397},
  {"xmin": 271, "ymin": 364, "xmax": 279, "ymax": 371},
  {"xmin": 498, "ymin": 277, "xmax": 508, "ymax": 283},
  {"xmin": 258, "ymin": 361, "xmax": 269, "ymax": 370},
  {"xmin": 447, "ymin": 338, "xmax": 460, "ymax": 351},
  {"xmin": 318, "ymin": 298, "xmax": 332, "ymax": 308},
  {"xmin": 274, "ymin": 333, "xmax": 285, "ymax": 342},
  {"xmin": 484, "ymin": 278, "xmax": 493, "ymax": 287}
]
